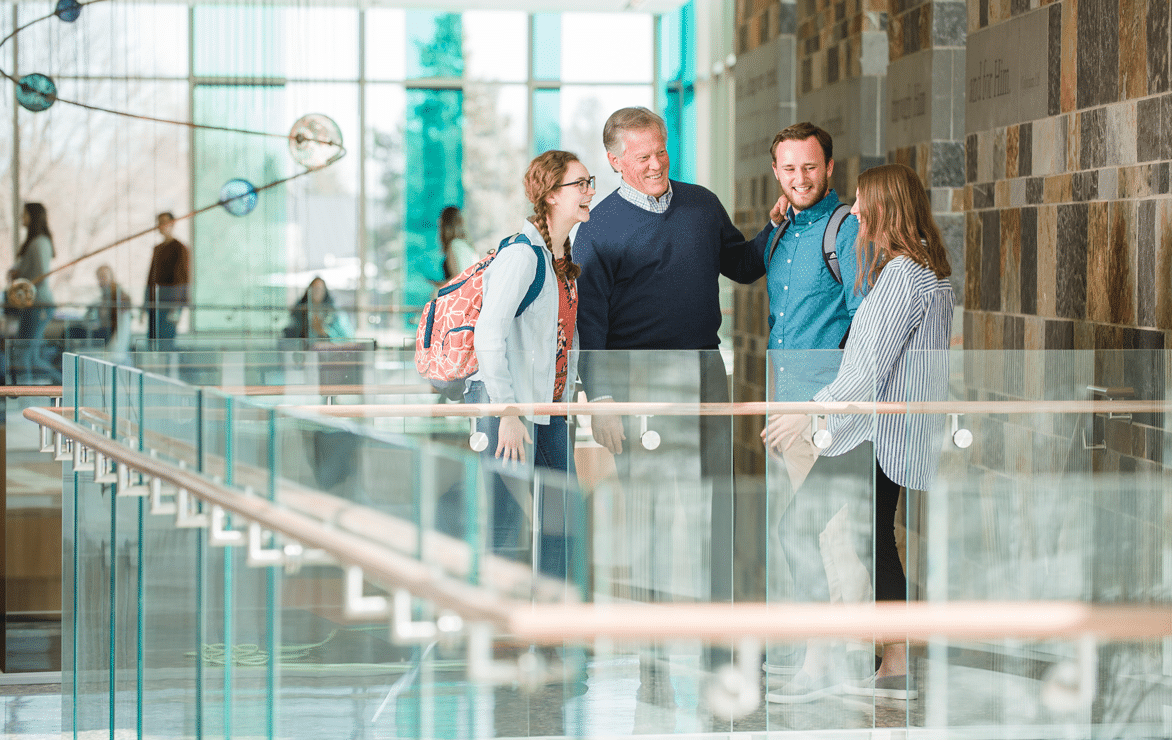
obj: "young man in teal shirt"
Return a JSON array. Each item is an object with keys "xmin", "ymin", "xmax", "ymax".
[
  {"xmin": 765, "ymin": 122, "xmax": 864, "ymax": 401},
  {"xmin": 762, "ymin": 122, "xmax": 876, "ymax": 703}
]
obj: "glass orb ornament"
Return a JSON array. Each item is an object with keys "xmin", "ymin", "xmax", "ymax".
[
  {"xmin": 55, "ymin": 0, "xmax": 82, "ymax": 22},
  {"xmin": 16, "ymin": 74, "xmax": 57, "ymax": 112},
  {"xmin": 7, "ymin": 278, "xmax": 36, "ymax": 309},
  {"xmin": 288, "ymin": 113, "xmax": 344, "ymax": 169},
  {"xmin": 219, "ymin": 179, "xmax": 259, "ymax": 216}
]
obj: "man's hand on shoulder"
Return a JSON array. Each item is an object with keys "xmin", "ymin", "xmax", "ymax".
[{"xmin": 769, "ymin": 195, "xmax": 789, "ymax": 226}]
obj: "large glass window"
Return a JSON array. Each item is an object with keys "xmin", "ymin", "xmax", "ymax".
[
  {"xmin": 660, "ymin": 2, "xmax": 697, "ymax": 186},
  {"xmin": 17, "ymin": 80, "xmax": 188, "ymax": 314},
  {"xmin": 463, "ymin": 11, "xmax": 527, "ymax": 82},
  {"xmin": 18, "ymin": 2, "xmax": 188, "ymax": 79},
  {"xmin": 2, "ymin": 6, "xmax": 670, "ymax": 339},
  {"xmin": 192, "ymin": 84, "xmax": 288, "ymax": 332}
]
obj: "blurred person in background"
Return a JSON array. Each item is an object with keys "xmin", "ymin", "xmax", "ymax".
[
  {"xmin": 285, "ymin": 276, "xmax": 353, "ymax": 340},
  {"xmin": 438, "ymin": 205, "xmax": 477, "ymax": 281},
  {"xmin": 67, "ymin": 264, "xmax": 132, "ymax": 354},
  {"xmin": 9, "ymin": 202, "xmax": 61, "ymax": 384},
  {"xmin": 145, "ymin": 211, "xmax": 190, "ymax": 348}
]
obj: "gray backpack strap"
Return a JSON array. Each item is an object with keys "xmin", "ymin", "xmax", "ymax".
[
  {"xmin": 765, "ymin": 219, "xmax": 790, "ymax": 266},
  {"xmin": 822, "ymin": 203, "xmax": 851, "ymax": 284}
]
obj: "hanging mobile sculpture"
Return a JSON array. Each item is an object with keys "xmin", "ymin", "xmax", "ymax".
[{"xmin": 0, "ymin": 0, "xmax": 347, "ymax": 307}]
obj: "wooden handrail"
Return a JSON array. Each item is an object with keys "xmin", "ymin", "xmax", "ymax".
[
  {"xmin": 24, "ymin": 406, "xmax": 564, "ymax": 615},
  {"xmin": 26, "ymin": 406, "xmax": 1172, "ymax": 645},
  {"xmin": 0, "ymin": 386, "xmax": 63, "ymax": 397},
  {"xmin": 43, "ymin": 395, "xmax": 1169, "ymax": 422},
  {"xmin": 506, "ymin": 601, "xmax": 1172, "ymax": 644},
  {"xmin": 50, "ymin": 405, "xmax": 563, "ymax": 602},
  {"xmin": 291, "ymin": 399, "xmax": 1170, "ymax": 418}
]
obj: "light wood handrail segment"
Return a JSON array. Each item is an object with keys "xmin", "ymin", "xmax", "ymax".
[
  {"xmin": 27, "ymin": 407, "xmax": 1172, "ymax": 646},
  {"xmin": 42, "ymin": 405, "xmax": 562, "ymax": 602},
  {"xmin": 24, "ymin": 406, "xmax": 519, "ymax": 624},
  {"xmin": 292, "ymin": 399, "xmax": 1169, "ymax": 418},
  {"xmin": 507, "ymin": 602, "xmax": 1172, "ymax": 644}
]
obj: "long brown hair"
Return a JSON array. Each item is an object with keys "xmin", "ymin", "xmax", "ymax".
[
  {"xmin": 523, "ymin": 150, "xmax": 582, "ymax": 281},
  {"xmin": 20, "ymin": 202, "xmax": 54, "ymax": 258},
  {"xmin": 853, "ymin": 164, "xmax": 951, "ymax": 294},
  {"xmin": 438, "ymin": 205, "xmax": 465, "ymax": 280}
]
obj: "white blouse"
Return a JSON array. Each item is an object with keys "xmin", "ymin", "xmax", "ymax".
[{"xmin": 813, "ymin": 256, "xmax": 954, "ymax": 490}]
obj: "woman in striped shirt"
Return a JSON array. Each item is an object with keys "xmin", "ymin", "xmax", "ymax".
[{"xmin": 763, "ymin": 163, "xmax": 954, "ymax": 701}]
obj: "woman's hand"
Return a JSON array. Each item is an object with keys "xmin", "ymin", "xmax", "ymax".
[
  {"xmin": 761, "ymin": 413, "xmax": 809, "ymax": 454},
  {"xmin": 496, "ymin": 415, "xmax": 531, "ymax": 464}
]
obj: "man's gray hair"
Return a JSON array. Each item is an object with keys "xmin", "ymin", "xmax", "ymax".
[{"xmin": 603, "ymin": 107, "xmax": 668, "ymax": 158}]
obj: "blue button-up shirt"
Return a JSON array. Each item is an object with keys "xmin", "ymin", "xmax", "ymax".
[{"xmin": 766, "ymin": 189, "xmax": 864, "ymax": 400}]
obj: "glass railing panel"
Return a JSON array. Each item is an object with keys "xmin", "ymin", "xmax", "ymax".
[
  {"xmin": 761, "ymin": 348, "xmax": 882, "ymax": 729},
  {"xmin": 263, "ymin": 418, "xmax": 488, "ymax": 740},
  {"xmin": 65, "ymin": 357, "xmax": 124, "ymax": 735},
  {"xmin": 916, "ymin": 349, "xmax": 1171, "ymax": 737},
  {"xmin": 192, "ymin": 387, "xmax": 249, "ymax": 737},
  {"xmin": 4, "ymin": 385, "xmax": 65, "ymax": 675},
  {"xmin": 571, "ymin": 349, "xmax": 732, "ymax": 733},
  {"xmin": 130, "ymin": 369, "xmax": 206, "ymax": 739},
  {"xmin": 3, "ymin": 337, "xmax": 106, "ymax": 387},
  {"xmin": 130, "ymin": 344, "xmax": 379, "ymax": 403}
]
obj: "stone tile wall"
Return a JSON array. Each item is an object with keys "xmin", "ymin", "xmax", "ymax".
[
  {"xmin": 794, "ymin": 0, "xmax": 891, "ymax": 194},
  {"xmin": 886, "ymin": 0, "xmax": 969, "ymax": 301},
  {"xmin": 963, "ymin": 0, "xmax": 1171, "ymax": 471},
  {"xmin": 732, "ymin": 0, "xmax": 798, "ymax": 478}
]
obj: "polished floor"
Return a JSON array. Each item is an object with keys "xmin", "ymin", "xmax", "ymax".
[
  {"xmin": 2, "ymin": 682, "xmax": 59, "ymax": 739},
  {"xmin": 7, "ymin": 650, "xmax": 1167, "ymax": 739}
]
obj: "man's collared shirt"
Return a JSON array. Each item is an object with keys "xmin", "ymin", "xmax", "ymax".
[
  {"xmin": 766, "ymin": 188, "xmax": 863, "ymax": 399},
  {"xmin": 618, "ymin": 177, "xmax": 673, "ymax": 213}
]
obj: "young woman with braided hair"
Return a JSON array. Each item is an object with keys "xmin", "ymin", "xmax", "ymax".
[{"xmin": 466, "ymin": 149, "xmax": 595, "ymax": 577}]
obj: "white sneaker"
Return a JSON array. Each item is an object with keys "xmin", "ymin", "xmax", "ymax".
[{"xmin": 764, "ymin": 670, "xmax": 841, "ymax": 704}]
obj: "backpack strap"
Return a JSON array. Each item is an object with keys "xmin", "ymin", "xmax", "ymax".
[
  {"xmin": 497, "ymin": 233, "xmax": 546, "ymax": 317},
  {"xmin": 765, "ymin": 203, "xmax": 851, "ymax": 284},
  {"xmin": 764, "ymin": 218, "xmax": 790, "ymax": 267},
  {"xmin": 821, "ymin": 203, "xmax": 851, "ymax": 285}
]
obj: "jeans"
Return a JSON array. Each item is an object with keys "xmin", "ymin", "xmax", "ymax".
[
  {"xmin": 13, "ymin": 307, "xmax": 59, "ymax": 384},
  {"xmin": 442, "ymin": 380, "xmax": 581, "ymax": 579}
]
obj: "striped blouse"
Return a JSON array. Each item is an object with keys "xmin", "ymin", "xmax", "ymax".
[{"xmin": 812, "ymin": 255, "xmax": 954, "ymax": 490}]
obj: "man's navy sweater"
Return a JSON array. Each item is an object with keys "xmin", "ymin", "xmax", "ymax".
[{"xmin": 574, "ymin": 180, "xmax": 767, "ymax": 351}]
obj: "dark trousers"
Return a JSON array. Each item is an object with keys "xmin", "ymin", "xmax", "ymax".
[
  {"xmin": 871, "ymin": 461, "xmax": 906, "ymax": 602},
  {"xmin": 147, "ymin": 306, "xmax": 178, "ymax": 344},
  {"xmin": 699, "ymin": 352, "xmax": 734, "ymax": 604}
]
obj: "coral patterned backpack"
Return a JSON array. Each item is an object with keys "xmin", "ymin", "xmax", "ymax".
[{"xmin": 415, "ymin": 233, "xmax": 545, "ymax": 386}]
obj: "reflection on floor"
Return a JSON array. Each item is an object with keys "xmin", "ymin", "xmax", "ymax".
[
  {"xmin": 1, "ymin": 683, "xmax": 59, "ymax": 740},
  {"xmin": 4, "ymin": 648, "xmax": 1168, "ymax": 739}
]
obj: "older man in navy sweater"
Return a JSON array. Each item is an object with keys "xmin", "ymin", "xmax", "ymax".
[{"xmin": 575, "ymin": 108, "xmax": 768, "ymax": 628}]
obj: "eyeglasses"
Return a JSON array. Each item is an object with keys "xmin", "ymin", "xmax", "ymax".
[{"xmin": 556, "ymin": 176, "xmax": 596, "ymax": 194}]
